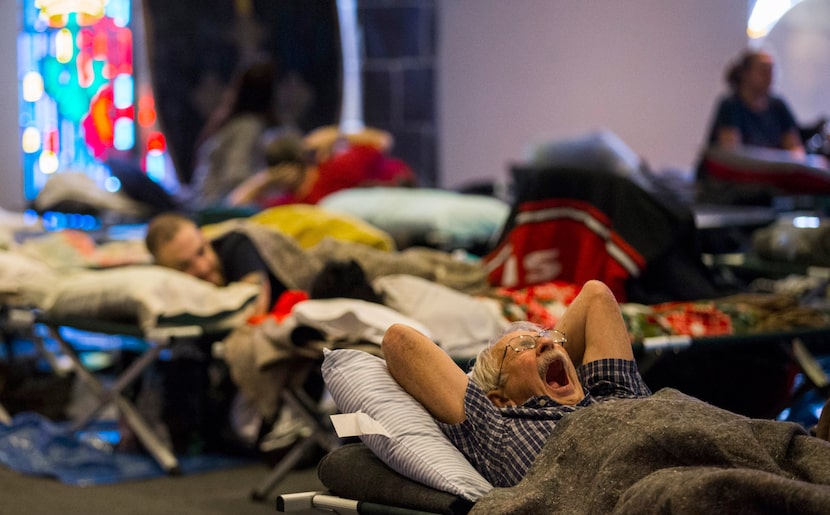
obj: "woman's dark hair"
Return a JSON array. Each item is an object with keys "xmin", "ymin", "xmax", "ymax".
[
  {"xmin": 229, "ymin": 59, "xmax": 277, "ymax": 120},
  {"xmin": 724, "ymin": 50, "xmax": 766, "ymax": 91},
  {"xmin": 194, "ymin": 57, "xmax": 278, "ymax": 150}
]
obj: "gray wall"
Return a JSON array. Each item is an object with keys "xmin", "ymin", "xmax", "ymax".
[
  {"xmin": 437, "ymin": 0, "xmax": 751, "ymax": 189},
  {"xmin": 0, "ymin": 1, "xmax": 23, "ymax": 211}
]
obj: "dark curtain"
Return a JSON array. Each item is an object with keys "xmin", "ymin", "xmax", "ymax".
[{"xmin": 141, "ymin": 0, "xmax": 340, "ymax": 185}]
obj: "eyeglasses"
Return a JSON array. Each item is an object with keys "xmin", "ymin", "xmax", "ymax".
[{"xmin": 494, "ymin": 329, "xmax": 567, "ymax": 387}]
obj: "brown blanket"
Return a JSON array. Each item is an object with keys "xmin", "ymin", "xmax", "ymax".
[{"xmin": 472, "ymin": 388, "xmax": 830, "ymax": 514}]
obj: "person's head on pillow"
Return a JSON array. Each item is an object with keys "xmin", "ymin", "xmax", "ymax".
[
  {"xmin": 468, "ymin": 321, "xmax": 583, "ymax": 407},
  {"xmin": 145, "ymin": 212, "xmax": 224, "ymax": 286},
  {"xmin": 382, "ymin": 280, "xmax": 650, "ymax": 487}
]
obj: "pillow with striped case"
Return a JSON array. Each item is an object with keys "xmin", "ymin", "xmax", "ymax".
[{"xmin": 321, "ymin": 348, "xmax": 493, "ymax": 501}]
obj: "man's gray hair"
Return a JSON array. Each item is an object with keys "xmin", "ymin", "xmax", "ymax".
[{"xmin": 470, "ymin": 321, "xmax": 545, "ymax": 393}]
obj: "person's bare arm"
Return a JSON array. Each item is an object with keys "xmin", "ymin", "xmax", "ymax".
[
  {"xmin": 714, "ymin": 126, "xmax": 742, "ymax": 150},
  {"xmin": 238, "ymin": 270, "xmax": 271, "ymax": 315},
  {"xmin": 382, "ymin": 324, "xmax": 468, "ymax": 424},
  {"xmin": 226, "ymin": 163, "xmax": 306, "ymax": 207},
  {"xmin": 781, "ymin": 128, "xmax": 806, "ymax": 157},
  {"xmin": 552, "ymin": 280, "xmax": 633, "ymax": 366}
]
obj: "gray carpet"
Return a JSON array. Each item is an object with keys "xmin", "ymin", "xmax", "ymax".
[{"xmin": 0, "ymin": 459, "xmax": 324, "ymax": 514}]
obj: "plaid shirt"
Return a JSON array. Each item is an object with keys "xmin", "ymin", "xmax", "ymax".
[{"xmin": 439, "ymin": 358, "xmax": 651, "ymax": 487}]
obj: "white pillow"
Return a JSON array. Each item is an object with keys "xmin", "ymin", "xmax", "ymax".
[
  {"xmin": 321, "ymin": 348, "xmax": 493, "ymax": 501},
  {"xmin": 44, "ymin": 265, "xmax": 260, "ymax": 334},
  {"xmin": 292, "ymin": 298, "xmax": 433, "ymax": 345},
  {"xmin": 372, "ymin": 274, "xmax": 507, "ymax": 356}
]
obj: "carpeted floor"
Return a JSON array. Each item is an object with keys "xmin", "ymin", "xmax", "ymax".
[
  {"xmin": 0, "ymin": 335, "xmax": 328, "ymax": 514},
  {"xmin": 0, "ymin": 458, "xmax": 324, "ymax": 514}
]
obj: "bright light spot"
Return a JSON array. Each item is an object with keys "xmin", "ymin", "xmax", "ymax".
[
  {"xmin": 145, "ymin": 148, "xmax": 166, "ymax": 182},
  {"xmin": 103, "ymin": 175, "xmax": 121, "ymax": 192},
  {"xmin": 37, "ymin": 0, "xmax": 108, "ymax": 18},
  {"xmin": 146, "ymin": 131, "xmax": 166, "ymax": 152},
  {"xmin": 38, "ymin": 150, "xmax": 59, "ymax": 174},
  {"xmin": 41, "ymin": 211, "xmax": 66, "ymax": 231},
  {"xmin": 747, "ymin": 0, "xmax": 804, "ymax": 40},
  {"xmin": 113, "ymin": 74, "xmax": 133, "ymax": 109},
  {"xmin": 113, "ymin": 117, "xmax": 134, "ymax": 150},
  {"xmin": 55, "ymin": 28, "xmax": 74, "ymax": 64},
  {"xmin": 22, "ymin": 72, "xmax": 44, "ymax": 102},
  {"xmin": 793, "ymin": 216, "xmax": 821, "ymax": 229},
  {"xmin": 137, "ymin": 93, "xmax": 157, "ymax": 127},
  {"xmin": 23, "ymin": 210, "xmax": 40, "ymax": 226},
  {"xmin": 106, "ymin": 0, "xmax": 132, "ymax": 27},
  {"xmin": 79, "ymin": 214, "xmax": 100, "ymax": 231},
  {"xmin": 21, "ymin": 127, "xmax": 42, "ymax": 153}
]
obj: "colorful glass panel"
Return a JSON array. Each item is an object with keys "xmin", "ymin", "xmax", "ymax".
[{"xmin": 18, "ymin": 0, "xmax": 175, "ymax": 208}]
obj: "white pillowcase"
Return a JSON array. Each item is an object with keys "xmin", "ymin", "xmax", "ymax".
[
  {"xmin": 373, "ymin": 274, "xmax": 507, "ymax": 356},
  {"xmin": 321, "ymin": 348, "xmax": 493, "ymax": 501},
  {"xmin": 292, "ymin": 298, "xmax": 433, "ymax": 345}
]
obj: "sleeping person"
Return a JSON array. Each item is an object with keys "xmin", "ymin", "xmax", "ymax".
[
  {"xmin": 143, "ymin": 212, "xmax": 292, "ymax": 452},
  {"xmin": 145, "ymin": 212, "xmax": 286, "ymax": 316},
  {"xmin": 382, "ymin": 279, "xmax": 830, "ymax": 512}
]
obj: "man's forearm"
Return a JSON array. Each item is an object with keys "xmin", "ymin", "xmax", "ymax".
[{"xmin": 382, "ymin": 324, "xmax": 468, "ymax": 424}]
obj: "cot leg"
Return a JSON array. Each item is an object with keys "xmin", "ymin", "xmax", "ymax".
[
  {"xmin": 251, "ymin": 434, "xmax": 319, "ymax": 501},
  {"xmin": 69, "ymin": 343, "xmax": 164, "ymax": 430},
  {"xmin": 114, "ymin": 394, "xmax": 180, "ymax": 474},
  {"xmin": 251, "ymin": 387, "xmax": 341, "ymax": 501},
  {"xmin": 44, "ymin": 324, "xmax": 180, "ymax": 475}
]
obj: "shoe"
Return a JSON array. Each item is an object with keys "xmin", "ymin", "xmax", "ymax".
[{"xmin": 259, "ymin": 406, "xmax": 313, "ymax": 452}]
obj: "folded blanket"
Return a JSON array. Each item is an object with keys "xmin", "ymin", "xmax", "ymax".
[{"xmin": 472, "ymin": 388, "xmax": 830, "ymax": 514}]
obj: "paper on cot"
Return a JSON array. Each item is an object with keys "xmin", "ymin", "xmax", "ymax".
[{"xmin": 330, "ymin": 412, "xmax": 391, "ymax": 438}]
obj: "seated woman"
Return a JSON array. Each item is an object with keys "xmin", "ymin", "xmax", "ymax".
[
  {"xmin": 696, "ymin": 49, "xmax": 826, "ymax": 204},
  {"xmin": 704, "ymin": 49, "xmax": 805, "ymax": 159}
]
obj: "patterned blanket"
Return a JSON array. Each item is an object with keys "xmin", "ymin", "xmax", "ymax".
[{"xmin": 488, "ymin": 281, "xmax": 830, "ymax": 341}]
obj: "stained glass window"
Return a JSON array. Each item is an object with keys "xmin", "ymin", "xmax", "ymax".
[{"xmin": 17, "ymin": 0, "xmax": 175, "ymax": 215}]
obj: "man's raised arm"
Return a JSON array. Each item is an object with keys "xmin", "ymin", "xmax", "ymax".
[
  {"xmin": 382, "ymin": 323, "xmax": 469, "ymax": 424},
  {"xmin": 554, "ymin": 280, "xmax": 634, "ymax": 366}
]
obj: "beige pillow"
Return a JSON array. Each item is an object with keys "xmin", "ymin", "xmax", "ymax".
[
  {"xmin": 0, "ymin": 250, "xmax": 60, "ymax": 308},
  {"xmin": 45, "ymin": 265, "xmax": 260, "ymax": 334}
]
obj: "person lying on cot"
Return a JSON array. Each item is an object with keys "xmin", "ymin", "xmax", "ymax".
[
  {"xmin": 383, "ymin": 279, "xmax": 649, "ymax": 487},
  {"xmin": 145, "ymin": 212, "xmax": 286, "ymax": 316},
  {"xmin": 382, "ymin": 279, "xmax": 830, "ymax": 490}
]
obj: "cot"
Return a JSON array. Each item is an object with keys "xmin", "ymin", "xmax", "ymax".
[
  {"xmin": 0, "ymin": 230, "xmax": 262, "ymax": 472},
  {"xmin": 276, "ymin": 323, "xmax": 830, "ymax": 515},
  {"xmin": 34, "ymin": 313, "xmax": 212, "ymax": 474}
]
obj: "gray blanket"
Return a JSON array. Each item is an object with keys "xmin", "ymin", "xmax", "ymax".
[
  {"xmin": 472, "ymin": 388, "xmax": 830, "ymax": 514},
  {"xmin": 208, "ymin": 219, "xmax": 490, "ymax": 293}
]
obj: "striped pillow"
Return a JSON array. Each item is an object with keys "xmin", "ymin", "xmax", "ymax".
[{"xmin": 321, "ymin": 348, "xmax": 493, "ymax": 501}]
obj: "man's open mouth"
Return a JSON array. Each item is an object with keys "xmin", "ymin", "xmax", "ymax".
[{"xmin": 545, "ymin": 358, "xmax": 570, "ymax": 389}]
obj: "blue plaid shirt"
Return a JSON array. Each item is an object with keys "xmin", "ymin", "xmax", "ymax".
[{"xmin": 439, "ymin": 358, "xmax": 651, "ymax": 487}]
